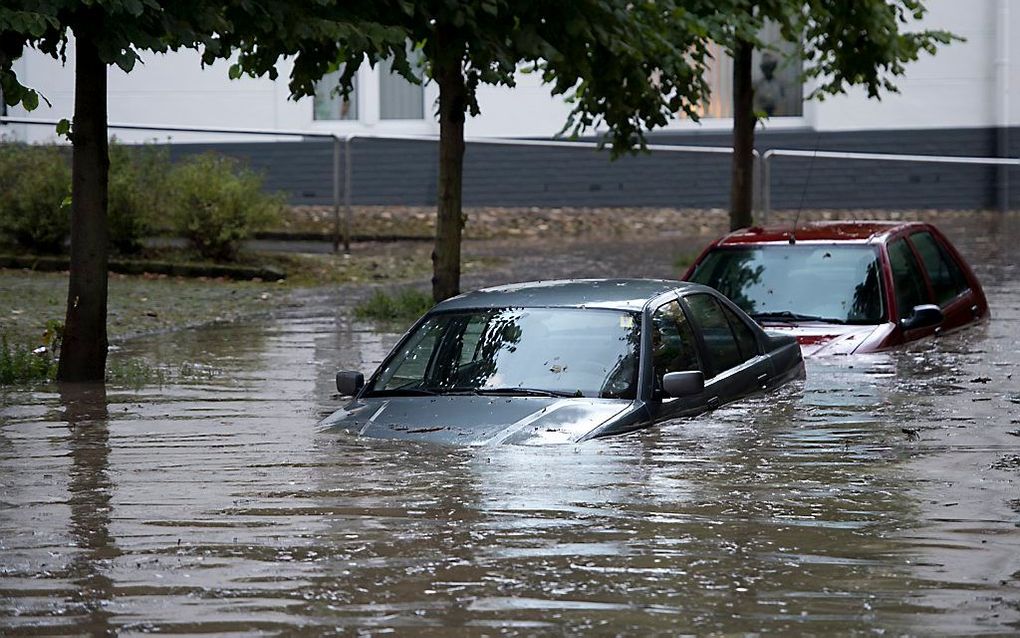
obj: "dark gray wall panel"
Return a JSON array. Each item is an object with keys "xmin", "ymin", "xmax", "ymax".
[{"xmin": 168, "ymin": 127, "xmax": 1020, "ymax": 210}]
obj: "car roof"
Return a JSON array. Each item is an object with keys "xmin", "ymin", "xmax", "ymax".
[
  {"xmin": 435, "ymin": 278, "xmax": 709, "ymax": 312},
  {"xmin": 714, "ymin": 220, "xmax": 922, "ymax": 245}
]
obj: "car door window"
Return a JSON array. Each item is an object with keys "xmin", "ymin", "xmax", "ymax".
[
  {"xmin": 909, "ymin": 231, "xmax": 970, "ymax": 305},
  {"xmin": 720, "ymin": 303, "xmax": 759, "ymax": 360},
  {"xmin": 888, "ymin": 238, "xmax": 929, "ymax": 318},
  {"xmin": 650, "ymin": 301, "xmax": 701, "ymax": 388},
  {"xmin": 684, "ymin": 294, "xmax": 743, "ymax": 375}
]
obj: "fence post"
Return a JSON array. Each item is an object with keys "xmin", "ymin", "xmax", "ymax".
[
  {"xmin": 344, "ymin": 135, "xmax": 354, "ymax": 254},
  {"xmin": 751, "ymin": 150, "xmax": 761, "ymax": 222},
  {"xmin": 332, "ymin": 135, "xmax": 342, "ymax": 253}
]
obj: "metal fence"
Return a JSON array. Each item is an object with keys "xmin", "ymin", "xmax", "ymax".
[
  {"xmin": 0, "ymin": 116, "xmax": 747, "ymax": 252},
  {"xmin": 3, "ymin": 116, "xmax": 1017, "ymax": 246},
  {"xmin": 759, "ymin": 148, "xmax": 1020, "ymax": 221}
]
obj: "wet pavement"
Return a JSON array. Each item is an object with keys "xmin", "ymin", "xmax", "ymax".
[{"xmin": 1, "ymin": 216, "xmax": 1019, "ymax": 635}]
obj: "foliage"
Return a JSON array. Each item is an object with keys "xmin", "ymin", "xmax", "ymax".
[
  {"xmin": 0, "ymin": 140, "xmax": 192, "ymax": 256},
  {"xmin": 0, "ymin": 143, "xmax": 70, "ymax": 253},
  {"xmin": 0, "ymin": 320, "xmax": 62, "ymax": 386},
  {"xmin": 354, "ymin": 288, "xmax": 434, "ymax": 326},
  {"xmin": 226, "ymin": 1, "xmax": 728, "ymax": 155},
  {"xmin": 1, "ymin": 2, "xmax": 231, "ymax": 110},
  {"xmin": 220, "ymin": 0, "xmax": 743, "ymax": 300},
  {"xmin": 722, "ymin": 0, "xmax": 957, "ymax": 229},
  {"xmin": 0, "ymin": 0, "xmax": 244, "ymax": 381},
  {"xmin": 106, "ymin": 358, "xmax": 168, "ymax": 388},
  {"xmin": 108, "ymin": 140, "xmax": 172, "ymax": 254},
  {"xmin": 0, "ymin": 336, "xmax": 57, "ymax": 385},
  {"xmin": 719, "ymin": 0, "xmax": 957, "ymax": 101},
  {"xmin": 798, "ymin": 1, "xmax": 957, "ymax": 100},
  {"xmin": 166, "ymin": 154, "xmax": 283, "ymax": 262}
]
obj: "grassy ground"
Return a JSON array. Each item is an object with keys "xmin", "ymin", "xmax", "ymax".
[
  {"xmin": 0, "ymin": 269, "xmax": 282, "ymax": 346},
  {"xmin": 0, "ymin": 242, "xmax": 500, "ymax": 347}
]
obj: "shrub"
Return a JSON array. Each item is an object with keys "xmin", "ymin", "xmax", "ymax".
[
  {"xmin": 354, "ymin": 288, "xmax": 434, "ymax": 326},
  {"xmin": 166, "ymin": 154, "xmax": 283, "ymax": 261},
  {"xmin": 0, "ymin": 143, "xmax": 71, "ymax": 254},
  {"xmin": 0, "ymin": 322, "xmax": 61, "ymax": 386},
  {"xmin": 108, "ymin": 141, "xmax": 171, "ymax": 254}
]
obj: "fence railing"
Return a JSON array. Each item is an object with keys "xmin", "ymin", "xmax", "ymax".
[
  {"xmin": 1, "ymin": 116, "xmax": 746, "ymax": 251},
  {"xmin": 760, "ymin": 148, "xmax": 1020, "ymax": 222},
  {"xmin": 6, "ymin": 116, "xmax": 1015, "ymax": 239}
]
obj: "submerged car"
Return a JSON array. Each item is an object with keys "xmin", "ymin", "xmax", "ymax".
[
  {"xmin": 322, "ymin": 279, "xmax": 804, "ymax": 445},
  {"xmin": 683, "ymin": 221, "xmax": 988, "ymax": 356}
]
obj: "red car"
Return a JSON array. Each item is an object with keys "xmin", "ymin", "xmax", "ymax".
[{"xmin": 683, "ymin": 221, "xmax": 989, "ymax": 356}]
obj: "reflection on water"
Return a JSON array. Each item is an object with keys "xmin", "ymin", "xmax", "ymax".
[{"xmin": 2, "ymin": 217, "xmax": 1019, "ymax": 634}]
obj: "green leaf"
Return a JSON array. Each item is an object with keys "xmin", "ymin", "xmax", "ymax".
[
  {"xmin": 55, "ymin": 118, "xmax": 72, "ymax": 140},
  {"xmin": 22, "ymin": 90, "xmax": 39, "ymax": 111}
]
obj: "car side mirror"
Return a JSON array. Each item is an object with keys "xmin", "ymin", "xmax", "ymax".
[
  {"xmin": 899, "ymin": 304, "xmax": 943, "ymax": 331},
  {"xmin": 336, "ymin": 370, "xmax": 365, "ymax": 396},
  {"xmin": 662, "ymin": 371, "xmax": 705, "ymax": 398}
]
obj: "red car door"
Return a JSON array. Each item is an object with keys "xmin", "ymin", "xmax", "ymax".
[{"xmin": 906, "ymin": 228, "xmax": 986, "ymax": 333}]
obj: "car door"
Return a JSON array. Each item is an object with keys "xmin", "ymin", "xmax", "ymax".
[
  {"xmin": 681, "ymin": 292, "xmax": 770, "ymax": 407},
  {"xmin": 647, "ymin": 298, "xmax": 707, "ymax": 421},
  {"xmin": 906, "ymin": 229, "xmax": 978, "ymax": 332},
  {"xmin": 887, "ymin": 236, "xmax": 939, "ymax": 342}
]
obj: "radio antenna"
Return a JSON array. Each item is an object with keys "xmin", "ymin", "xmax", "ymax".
[{"xmin": 790, "ymin": 132, "xmax": 822, "ymax": 243}]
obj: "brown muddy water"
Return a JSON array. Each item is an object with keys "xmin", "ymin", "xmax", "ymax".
[{"xmin": 2, "ymin": 217, "xmax": 1019, "ymax": 635}]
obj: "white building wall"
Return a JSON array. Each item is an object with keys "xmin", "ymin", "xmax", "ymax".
[
  {"xmin": 808, "ymin": 0, "xmax": 1019, "ymax": 131},
  {"xmin": 2, "ymin": 0, "xmax": 1016, "ymax": 143}
]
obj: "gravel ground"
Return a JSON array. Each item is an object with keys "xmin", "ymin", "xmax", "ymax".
[{"xmin": 281, "ymin": 204, "xmax": 1014, "ymax": 241}]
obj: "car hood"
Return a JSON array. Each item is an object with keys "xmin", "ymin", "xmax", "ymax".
[
  {"xmin": 319, "ymin": 395, "xmax": 633, "ymax": 445},
  {"xmin": 761, "ymin": 323, "xmax": 891, "ymax": 356}
]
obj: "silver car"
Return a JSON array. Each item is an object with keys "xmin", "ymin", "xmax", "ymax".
[{"xmin": 322, "ymin": 279, "xmax": 804, "ymax": 444}]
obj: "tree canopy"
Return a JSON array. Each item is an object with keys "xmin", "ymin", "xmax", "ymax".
[
  {"xmin": 218, "ymin": 1, "xmax": 736, "ymax": 299},
  {"xmin": 721, "ymin": 0, "xmax": 957, "ymax": 229}
]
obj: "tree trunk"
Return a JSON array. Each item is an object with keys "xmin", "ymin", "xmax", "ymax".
[
  {"xmin": 431, "ymin": 34, "xmax": 467, "ymax": 303},
  {"xmin": 58, "ymin": 36, "xmax": 109, "ymax": 382},
  {"xmin": 729, "ymin": 38, "xmax": 755, "ymax": 231}
]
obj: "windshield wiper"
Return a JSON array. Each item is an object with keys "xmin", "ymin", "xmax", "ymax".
[
  {"xmin": 751, "ymin": 311, "xmax": 846, "ymax": 324},
  {"xmin": 371, "ymin": 386, "xmax": 581, "ymax": 398},
  {"xmin": 476, "ymin": 387, "xmax": 581, "ymax": 398},
  {"xmin": 364, "ymin": 387, "xmax": 438, "ymax": 397}
]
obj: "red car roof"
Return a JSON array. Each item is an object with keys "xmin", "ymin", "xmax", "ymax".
[{"xmin": 715, "ymin": 220, "xmax": 917, "ymax": 245}]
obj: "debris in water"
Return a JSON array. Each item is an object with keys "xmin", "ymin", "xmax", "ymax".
[{"xmin": 990, "ymin": 455, "xmax": 1020, "ymax": 471}]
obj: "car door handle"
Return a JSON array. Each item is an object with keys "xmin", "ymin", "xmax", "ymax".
[
  {"xmin": 707, "ymin": 396, "xmax": 720, "ymax": 409},
  {"xmin": 971, "ymin": 304, "xmax": 979, "ymax": 318},
  {"xmin": 757, "ymin": 372, "xmax": 769, "ymax": 387}
]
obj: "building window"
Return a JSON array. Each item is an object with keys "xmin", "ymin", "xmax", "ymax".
[
  {"xmin": 314, "ymin": 69, "xmax": 358, "ymax": 121},
  {"xmin": 686, "ymin": 23, "xmax": 803, "ymax": 119},
  {"xmin": 379, "ymin": 51, "xmax": 425, "ymax": 120}
]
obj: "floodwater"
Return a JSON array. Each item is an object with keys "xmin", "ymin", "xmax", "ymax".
[{"xmin": 2, "ymin": 216, "xmax": 1019, "ymax": 635}]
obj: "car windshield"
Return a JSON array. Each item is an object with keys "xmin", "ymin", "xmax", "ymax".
[
  {"xmin": 689, "ymin": 244, "xmax": 885, "ymax": 324},
  {"xmin": 367, "ymin": 307, "xmax": 642, "ymax": 399}
]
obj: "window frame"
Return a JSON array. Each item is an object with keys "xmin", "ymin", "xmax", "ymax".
[
  {"xmin": 648, "ymin": 298, "xmax": 704, "ymax": 395},
  {"xmin": 905, "ymin": 230, "xmax": 971, "ymax": 308},
  {"xmin": 377, "ymin": 52, "xmax": 427, "ymax": 121},
  {"xmin": 886, "ymin": 236, "xmax": 933, "ymax": 320},
  {"xmin": 678, "ymin": 291, "xmax": 760, "ymax": 379}
]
